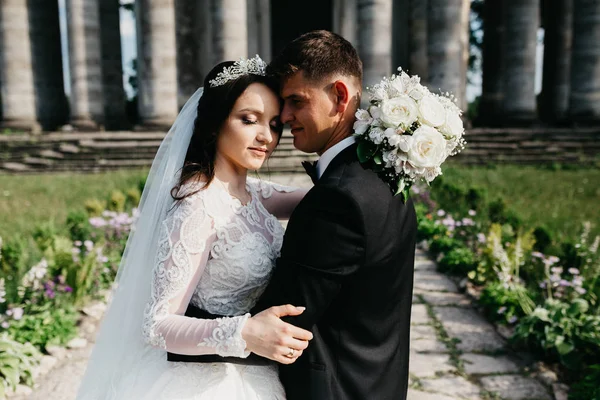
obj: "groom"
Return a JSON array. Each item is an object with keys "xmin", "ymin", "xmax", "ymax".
[{"xmin": 250, "ymin": 30, "xmax": 417, "ymax": 400}]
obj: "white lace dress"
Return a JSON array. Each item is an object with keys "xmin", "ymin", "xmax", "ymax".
[{"xmin": 115, "ymin": 178, "xmax": 300, "ymax": 400}]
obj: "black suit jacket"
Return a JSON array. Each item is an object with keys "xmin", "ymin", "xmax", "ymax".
[{"xmin": 252, "ymin": 143, "xmax": 417, "ymax": 400}]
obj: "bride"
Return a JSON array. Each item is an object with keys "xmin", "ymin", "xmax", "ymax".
[{"xmin": 76, "ymin": 56, "xmax": 313, "ymax": 399}]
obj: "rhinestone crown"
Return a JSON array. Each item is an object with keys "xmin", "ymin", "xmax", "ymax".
[{"xmin": 209, "ymin": 55, "xmax": 267, "ymax": 87}]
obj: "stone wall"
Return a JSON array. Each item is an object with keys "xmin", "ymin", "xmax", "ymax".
[{"xmin": 0, "ymin": 128, "xmax": 598, "ymax": 174}]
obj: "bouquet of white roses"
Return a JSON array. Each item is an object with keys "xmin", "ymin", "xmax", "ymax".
[{"xmin": 354, "ymin": 67, "xmax": 466, "ymax": 201}]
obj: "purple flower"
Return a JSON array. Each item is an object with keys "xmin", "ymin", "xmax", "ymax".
[
  {"xmin": 508, "ymin": 316, "xmax": 518, "ymax": 324},
  {"xmin": 63, "ymin": 286, "xmax": 73, "ymax": 293},
  {"xmin": 539, "ymin": 282, "xmax": 547, "ymax": 289},
  {"xmin": 1, "ymin": 322, "xmax": 9, "ymax": 329},
  {"xmin": 74, "ymin": 240, "xmax": 82, "ymax": 247},
  {"xmin": 497, "ymin": 306, "xmax": 507, "ymax": 314},
  {"xmin": 558, "ymin": 280, "xmax": 571, "ymax": 287},
  {"xmin": 45, "ymin": 289, "xmax": 55, "ymax": 299},
  {"xmin": 461, "ymin": 218, "xmax": 474, "ymax": 226},
  {"xmin": 575, "ymin": 287, "xmax": 587, "ymax": 295},
  {"xmin": 84, "ymin": 240, "xmax": 94, "ymax": 251},
  {"xmin": 71, "ymin": 247, "xmax": 81, "ymax": 255},
  {"xmin": 477, "ymin": 233, "xmax": 486, "ymax": 243},
  {"xmin": 437, "ymin": 209, "xmax": 446, "ymax": 217},
  {"xmin": 89, "ymin": 217, "xmax": 107, "ymax": 228},
  {"xmin": 568, "ymin": 268, "xmax": 580, "ymax": 275},
  {"xmin": 548, "ymin": 256, "xmax": 560, "ymax": 265},
  {"xmin": 532, "ymin": 252, "xmax": 544, "ymax": 258},
  {"xmin": 468, "ymin": 209, "xmax": 476, "ymax": 216},
  {"xmin": 551, "ymin": 266, "xmax": 563, "ymax": 275}
]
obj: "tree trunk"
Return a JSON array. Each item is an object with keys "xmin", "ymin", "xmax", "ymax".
[
  {"xmin": 502, "ymin": 0, "xmax": 540, "ymax": 125},
  {"xmin": 539, "ymin": 0, "xmax": 573, "ymax": 124},
  {"xmin": 478, "ymin": 0, "xmax": 506, "ymax": 126},
  {"xmin": 136, "ymin": 0, "xmax": 178, "ymax": 128},
  {"xmin": 358, "ymin": 0, "xmax": 393, "ymax": 88},
  {"xmin": 569, "ymin": 0, "xmax": 600, "ymax": 123},
  {"xmin": 427, "ymin": 0, "xmax": 469, "ymax": 109}
]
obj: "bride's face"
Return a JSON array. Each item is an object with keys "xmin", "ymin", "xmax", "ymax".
[{"xmin": 216, "ymin": 83, "xmax": 282, "ymax": 172}]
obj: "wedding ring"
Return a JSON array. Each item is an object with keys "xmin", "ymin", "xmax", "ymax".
[{"xmin": 286, "ymin": 348, "xmax": 295, "ymax": 358}]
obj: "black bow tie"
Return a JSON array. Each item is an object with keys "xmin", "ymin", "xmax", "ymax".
[{"xmin": 302, "ymin": 160, "xmax": 318, "ymax": 184}]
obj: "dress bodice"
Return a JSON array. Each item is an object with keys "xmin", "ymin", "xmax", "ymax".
[{"xmin": 190, "ymin": 180, "xmax": 285, "ymax": 316}]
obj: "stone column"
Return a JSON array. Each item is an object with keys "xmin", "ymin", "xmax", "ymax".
[
  {"xmin": 247, "ymin": 0, "xmax": 271, "ymax": 62},
  {"xmin": 358, "ymin": 0, "xmax": 393, "ymax": 88},
  {"xmin": 334, "ymin": 0, "xmax": 358, "ymax": 47},
  {"xmin": 478, "ymin": 0, "xmax": 506, "ymax": 126},
  {"xmin": 427, "ymin": 0, "xmax": 470, "ymax": 110},
  {"xmin": 502, "ymin": 0, "xmax": 540, "ymax": 125},
  {"xmin": 176, "ymin": 0, "xmax": 203, "ymax": 109},
  {"xmin": 569, "ymin": 0, "xmax": 600, "ymax": 123},
  {"xmin": 392, "ymin": 0, "xmax": 410, "ymax": 71},
  {"xmin": 66, "ymin": 0, "xmax": 104, "ymax": 130},
  {"xmin": 136, "ymin": 0, "xmax": 178, "ymax": 128},
  {"xmin": 198, "ymin": 0, "xmax": 214, "ymax": 79},
  {"xmin": 0, "ymin": 1, "xmax": 40, "ymax": 131},
  {"xmin": 27, "ymin": 0, "xmax": 68, "ymax": 131},
  {"xmin": 408, "ymin": 0, "xmax": 428, "ymax": 81},
  {"xmin": 99, "ymin": 0, "xmax": 129, "ymax": 130},
  {"xmin": 213, "ymin": 0, "xmax": 248, "ymax": 64}
]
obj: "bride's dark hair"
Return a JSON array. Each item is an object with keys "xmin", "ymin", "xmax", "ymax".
[{"xmin": 171, "ymin": 61, "xmax": 282, "ymax": 201}]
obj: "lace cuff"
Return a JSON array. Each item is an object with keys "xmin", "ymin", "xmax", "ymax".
[
  {"xmin": 251, "ymin": 178, "xmax": 297, "ymax": 199},
  {"xmin": 198, "ymin": 313, "xmax": 251, "ymax": 358}
]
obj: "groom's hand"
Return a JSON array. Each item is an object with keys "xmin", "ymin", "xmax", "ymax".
[{"xmin": 242, "ymin": 305, "xmax": 313, "ymax": 365}]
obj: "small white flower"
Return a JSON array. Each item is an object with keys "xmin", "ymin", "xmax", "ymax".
[
  {"xmin": 384, "ymin": 128, "xmax": 402, "ymax": 147},
  {"xmin": 379, "ymin": 95, "xmax": 419, "ymax": 129},
  {"xmin": 371, "ymin": 85, "xmax": 389, "ymax": 102},
  {"xmin": 397, "ymin": 135, "xmax": 412, "ymax": 153},
  {"xmin": 388, "ymin": 77, "xmax": 405, "ymax": 96},
  {"xmin": 407, "ymin": 125, "xmax": 447, "ymax": 169},
  {"xmin": 418, "ymin": 95, "xmax": 446, "ymax": 127},
  {"xmin": 368, "ymin": 127, "xmax": 385, "ymax": 145},
  {"xmin": 353, "ymin": 109, "xmax": 373, "ymax": 135}
]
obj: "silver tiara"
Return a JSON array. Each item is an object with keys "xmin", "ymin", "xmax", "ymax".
[{"xmin": 209, "ymin": 55, "xmax": 267, "ymax": 87}]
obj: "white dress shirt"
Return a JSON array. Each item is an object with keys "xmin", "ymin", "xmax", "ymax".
[{"xmin": 316, "ymin": 136, "xmax": 357, "ymax": 179}]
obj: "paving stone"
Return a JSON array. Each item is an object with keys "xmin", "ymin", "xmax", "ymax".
[
  {"xmin": 411, "ymin": 324, "xmax": 437, "ymax": 340},
  {"xmin": 434, "ymin": 307, "xmax": 506, "ymax": 352},
  {"xmin": 461, "ymin": 353, "xmax": 521, "ymax": 375},
  {"xmin": 420, "ymin": 291, "xmax": 471, "ymax": 306},
  {"xmin": 420, "ymin": 375, "xmax": 482, "ymax": 400},
  {"xmin": 415, "ymin": 259, "xmax": 437, "ymax": 271},
  {"xmin": 411, "ymin": 338, "xmax": 448, "ymax": 353},
  {"xmin": 414, "ymin": 271, "xmax": 459, "ymax": 292},
  {"xmin": 480, "ymin": 375, "xmax": 552, "ymax": 400},
  {"xmin": 411, "ymin": 304, "xmax": 431, "ymax": 325},
  {"xmin": 409, "ymin": 352, "xmax": 455, "ymax": 378},
  {"xmin": 407, "ymin": 389, "xmax": 456, "ymax": 400}
]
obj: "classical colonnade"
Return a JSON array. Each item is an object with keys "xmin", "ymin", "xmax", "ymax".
[{"xmin": 0, "ymin": 0, "xmax": 598, "ymax": 132}]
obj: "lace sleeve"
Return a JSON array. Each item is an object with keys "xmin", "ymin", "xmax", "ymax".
[
  {"xmin": 142, "ymin": 189, "xmax": 250, "ymax": 358},
  {"xmin": 248, "ymin": 177, "xmax": 309, "ymax": 219}
]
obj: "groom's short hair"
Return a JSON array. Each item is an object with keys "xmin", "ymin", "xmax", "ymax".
[{"xmin": 267, "ymin": 30, "xmax": 362, "ymax": 84}]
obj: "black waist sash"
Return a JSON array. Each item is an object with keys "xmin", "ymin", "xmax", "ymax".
[{"xmin": 166, "ymin": 304, "xmax": 270, "ymax": 366}]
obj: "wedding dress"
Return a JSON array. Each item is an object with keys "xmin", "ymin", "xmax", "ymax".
[{"xmin": 106, "ymin": 177, "xmax": 295, "ymax": 400}]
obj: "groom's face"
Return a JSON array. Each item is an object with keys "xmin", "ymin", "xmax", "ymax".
[{"xmin": 280, "ymin": 72, "xmax": 338, "ymax": 155}]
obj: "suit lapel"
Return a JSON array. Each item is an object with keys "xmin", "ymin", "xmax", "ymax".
[{"xmin": 318, "ymin": 142, "xmax": 359, "ymax": 183}]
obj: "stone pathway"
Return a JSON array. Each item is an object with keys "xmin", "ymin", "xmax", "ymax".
[{"xmin": 11, "ymin": 174, "xmax": 557, "ymax": 399}]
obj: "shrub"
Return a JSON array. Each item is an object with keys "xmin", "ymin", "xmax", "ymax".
[
  {"xmin": 479, "ymin": 282, "xmax": 535, "ymax": 325},
  {"xmin": 32, "ymin": 221, "xmax": 58, "ymax": 252},
  {"xmin": 84, "ymin": 198, "xmax": 106, "ymax": 216},
  {"xmin": 125, "ymin": 187, "xmax": 141, "ymax": 208},
  {"xmin": 569, "ymin": 365, "xmax": 600, "ymax": 400},
  {"xmin": 7, "ymin": 305, "xmax": 78, "ymax": 351},
  {"xmin": 429, "ymin": 235, "xmax": 462, "ymax": 255},
  {"xmin": 488, "ymin": 198, "xmax": 522, "ymax": 228},
  {"xmin": 66, "ymin": 210, "xmax": 92, "ymax": 243},
  {"xmin": 0, "ymin": 333, "xmax": 41, "ymax": 397},
  {"xmin": 512, "ymin": 299, "xmax": 600, "ymax": 372},
  {"xmin": 108, "ymin": 190, "xmax": 126, "ymax": 212},
  {"xmin": 532, "ymin": 225, "xmax": 553, "ymax": 253},
  {"xmin": 438, "ymin": 247, "xmax": 477, "ymax": 275}
]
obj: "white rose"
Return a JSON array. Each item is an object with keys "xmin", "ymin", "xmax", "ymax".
[
  {"xmin": 407, "ymin": 125, "xmax": 447, "ymax": 169},
  {"xmin": 440, "ymin": 110, "xmax": 464, "ymax": 138},
  {"xmin": 353, "ymin": 109, "xmax": 373, "ymax": 135},
  {"xmin": 388, "ymin": 77, "xmax": 405, "ymax": 97},
  {"xmin": 418, "ymin": 95, "xmax": 446, "ymax": 127},
  {"xmin": 379, "ymin": 95, "xmax": 419, "ymax": 129}
]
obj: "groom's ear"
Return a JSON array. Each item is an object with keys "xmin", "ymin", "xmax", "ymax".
[{"xmin": 332, "ymin": 80, "xmax": 350, "ymax": 113}]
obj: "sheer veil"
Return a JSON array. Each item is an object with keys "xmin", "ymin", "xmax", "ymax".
[{"xmin": 76, "ymin": 88, "xmax": 204, "ymax": 399}]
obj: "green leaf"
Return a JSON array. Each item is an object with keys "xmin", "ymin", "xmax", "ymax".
[
  {"xmin": 357, "ymin": 141, "xmax": 376, "ymax": 163},
  {"xmin": 0, "ymin": 366, "xmax": 18, "ymax": 388},
  {"xmin": 568, "ymin": 299, "xmax": 589, "ymax": 315},
  {"xmin": 556, "ymin": 341, "xmax": 575, "ymax": 356},
  {"xmin": 373, "ymin": 154, "xmax": 383, "ymax": 165}
]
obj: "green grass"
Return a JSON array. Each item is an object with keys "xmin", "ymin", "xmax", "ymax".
[
  {"xmin": 0, "ymin": 169, "xmax": 148, "ymax": 238},
  {"xmin": 438, "ymin": 164, "xmax": 600, "ymax": 243}
]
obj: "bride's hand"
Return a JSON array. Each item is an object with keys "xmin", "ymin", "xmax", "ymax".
[{"xmin": 242, "ymin": 305, "xmax": 313, "ymax": 364}]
